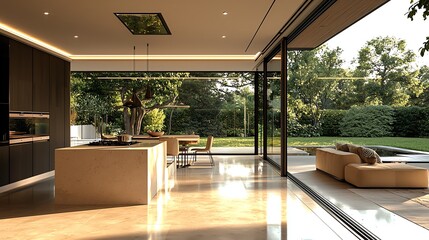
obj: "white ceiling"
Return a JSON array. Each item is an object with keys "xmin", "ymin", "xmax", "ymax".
[
  {"xmin": 0, "ymin": 0, "xmax": 387, "ymax": 71},
  {"xmin": 0, "ymin": 0, "xmax": 309, "ymax": 70}
]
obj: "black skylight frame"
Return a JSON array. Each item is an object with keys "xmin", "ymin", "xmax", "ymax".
[{"xmin": 114, "ymin": 13, "xmax": 171, "ymax": 35}]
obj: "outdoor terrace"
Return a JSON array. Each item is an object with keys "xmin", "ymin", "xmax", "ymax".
[{"xmin": 288, "ymin": 147, "xmax": 429, "ymax": 238}]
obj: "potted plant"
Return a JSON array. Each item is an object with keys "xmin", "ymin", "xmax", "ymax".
[{"xmin": 143, "ymin": 109, "xmax": 166, "ymax": 137}]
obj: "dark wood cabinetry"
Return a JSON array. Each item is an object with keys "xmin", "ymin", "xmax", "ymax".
[
  {"xmin": 0, "ymin": 35, "xmax": 9, "ymax": 104},
  {"xmin": 32, "ymin": 49, "xmax": 50, "ymax": 112},
  {"xmin": 1, "ymin": 37, "xmax": 10, "ymax": 145},
  {"xmin": 10, "ymin": 143, "xmax": 33, "ymax": 183},
  {"xmin": 33, "ymin": 141, "xmax": 50, "ymax": 175},
  {"xmin": 49, "ymin": 56, "xmax": 66, "ymax": 170},
  {"xmin": 0, "ymin": 146, "xmax": 9, "ymax": 186},
  {"xmin": 1, "ymin": 33, "xmax": 70, "ymax": 185},
  {"xmin": 9, "ymin": 40, "xmax": 33, "ymax": 111},
  {"xmin": 64, "ymin": 62, "xmax": 71, "ymax": 147}
]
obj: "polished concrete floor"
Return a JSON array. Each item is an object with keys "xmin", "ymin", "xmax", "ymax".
[
  {"xmin": 288, "ymin": 155, "xmax": 429, "ymax": 239},
  {"xmin": 0, "ymin": 155, "xmax": 370, "ymax": 239}
]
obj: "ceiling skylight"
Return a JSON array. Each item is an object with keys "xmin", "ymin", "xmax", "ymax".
[{"xmin": 115, "ymin": 13, "xmax": 171, "ymax": 35}]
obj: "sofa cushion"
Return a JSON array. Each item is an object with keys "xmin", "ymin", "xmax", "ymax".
[
  {"xmin": 335, "ymin": 143, "xmax": 349, "ymax": 152},
  {"xmin": 347, "ymin": 144, "xmax": 360, "ymax": 155},
  {"xmin": 345, "ymin": 163, "xmax": 428, "ymax": 188},
  {"xmin": 357, "ymin": 147, "xmax": 382, "ymax": 164}
]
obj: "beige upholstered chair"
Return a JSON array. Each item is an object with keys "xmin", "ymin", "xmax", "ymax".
[
  {"xmin": 191, "ymin": 136, "xmax": 214, "ymax": 166},
  {"xmin": 159, "ymin": 137, "xmax": 180, "ymax": 167}
]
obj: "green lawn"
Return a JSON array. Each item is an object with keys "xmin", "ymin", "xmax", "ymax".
[
  {"xmin": 201, "ymin": 136, "xmax": 429, "ymax": 152},
  {"xmin": 197, "ymin": 137, "xmax": 255, "ymax": 147},
  {"xmin": 289, "ymin": 137, "xmax": 429, "ymax": 152}
]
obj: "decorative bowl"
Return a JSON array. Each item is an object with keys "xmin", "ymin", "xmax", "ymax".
[{"xmin": 147, "ymin": 131, "xmax": 165, "ymax": 137}]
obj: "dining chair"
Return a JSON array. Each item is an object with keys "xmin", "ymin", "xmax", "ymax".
[
  {"xmin": 159, "ymin": 137, "xmax": 180, "ymax": 168},
  {"xmin": 190, "ymin": 135, "xmax": 214, "ymax": 166}
]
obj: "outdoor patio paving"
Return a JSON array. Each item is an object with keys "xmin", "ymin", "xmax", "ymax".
[{"xmin": 288, "ymin": 155, "xmax": 429, "ymax": 239}]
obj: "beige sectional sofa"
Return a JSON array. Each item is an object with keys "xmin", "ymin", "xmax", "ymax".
[
  {"xmin": 345, "ymin": 163, "xmax": 428, "ymax": 188},
  {"xmin": 316, "ymin": 148, "xmax": 429, "ymax": 188},
  {"xmin": 316, "ymin": 148, "xmax": 361, "ymax": 180}
]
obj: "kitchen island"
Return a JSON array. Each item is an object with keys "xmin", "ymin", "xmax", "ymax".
[{"xmin": 55, "ymin": 141, "xmax": 166, "ymax": 205}]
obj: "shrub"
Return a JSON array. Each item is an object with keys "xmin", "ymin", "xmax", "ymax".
[
  {"xmin": 143, "ymin": 109, "xmax": 166, "ymax": 132},
  {"xmin": 287, "ymin": 118, "xmax": 320, "ymax": 137},
  {"xmin": 340, "ymin": 105, "xmax": 394, "ymax": 137},
  {"xmin": 320, "ymin": 109, "xmax": 347, "ymax": 136},
  {"xmin": 419, "ymin": 107, "xmax": 429, "ymax": 137},
  {"xmin": 393, "ymin": 106, "xmax": 424, "ymax": 137}
]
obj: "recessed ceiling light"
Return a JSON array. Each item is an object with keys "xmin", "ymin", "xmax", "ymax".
[
  {"xmin": 74, "ymin": 35, "xmax": 79, "ymax": 39},
  {"xmin": 222, "ymin": 35, "xmax": 226, "ymax": 39},
  {"xmin": 222, "ymin": 11, "xmax": 228, "ymax": 16},
  {"xmin": 43, "ymin": 12, "xmax": 49, "ymax": 16}
]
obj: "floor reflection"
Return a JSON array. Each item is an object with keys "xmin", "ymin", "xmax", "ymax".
[
  {"xmin": 0, "ymin": 156, "xmax": 370, "ymax": 240},
  {"xmin": 0, "ymin": 155, "xmax": 288, "ymax": 240},
  {"xmin": 288, "ymin": 155, "xmax": 429, "ymax": 239}
]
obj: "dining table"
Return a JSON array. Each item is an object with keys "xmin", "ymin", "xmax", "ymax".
[
  {"xmin": 133, "ymin": 134, "xmax": 199, "ymax": 143},
  {"xmin": 133, "ymin": 134, "xmax": 200, "ymax": 167}
]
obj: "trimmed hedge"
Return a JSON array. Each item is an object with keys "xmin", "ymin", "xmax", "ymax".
[
  {"xmin": 393, "ymin": 106, "xmax": 424, "ymax": 137},
  {"xmin": 339, "ymin": 105, "xmax": 394, "ymax": 137},
  {"xmin": 320, "ymin": 110, "xmax": 347, "ymax": 136},
  {"xmin": 290, "ymin": 105, "xmax": 429, "ymax": 137},
  {"xmin": 419, "ymin": 108, "xmax": 429, "ymax": 137}
]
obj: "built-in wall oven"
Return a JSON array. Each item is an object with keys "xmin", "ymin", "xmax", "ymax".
[{"xmin": 9, "ymin": 112, "xmax": 49, "ymax": 144}]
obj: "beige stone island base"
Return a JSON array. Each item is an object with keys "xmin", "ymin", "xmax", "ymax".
[{"xmin": 55, "ymin": 142, "xmax": 166, "ymax": 205}]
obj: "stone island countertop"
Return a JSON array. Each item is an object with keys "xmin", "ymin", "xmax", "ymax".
[{"xmin": 55, "ymin": 141, "xmax": 166, "ymax": 205}]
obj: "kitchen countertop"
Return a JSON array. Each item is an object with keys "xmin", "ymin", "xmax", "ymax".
[
  {"xmin": 58, "ymin": 142, "xmax": 161, "ymax": 151},
  {"xmin": 55, "ymin": 141, "xmax": 167, "ymax": 205}
]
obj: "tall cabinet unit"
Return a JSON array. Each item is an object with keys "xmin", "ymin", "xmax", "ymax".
[
  {"xmin": 33, "ymin": 141, "xmax": 50, "ymax": 175},
  {"xmin": 0, "ymin": 146, "xmax": 9, "ymax": 186},
  {"xmin": 0, "ymin": 35, "xmax": 9, "ymax": 186},
  {"xmin": 9, "ymin": 143, "xmax": 33, "ymax": 182},
  {"xmin": 49, "ymin": 56, "xmax": 66, "ymax": 170},
  {"xmin": 9, "ymin": 40, "xmax": 33, "ymax": 112},
  {"xmin": 64, "ymin": 63, "xmax": 71, "ymax": 147},
  {"xmin": 33, "ymin": 49, "xmax": 50, "ymax": 112},
  {"xmin": 8, "ymin": 39, "xmax": 33, "ymax": 183},
  {"xmin": 33, "ymin": 49, "xmax": 51, "ymax": 175},
  {"xmin": 0, "ymin": 33, "xmax": 71, "ymax": 187},
  {"xmin": 0, "ymin": 35, "xmax": 9, "ymax": 105}
]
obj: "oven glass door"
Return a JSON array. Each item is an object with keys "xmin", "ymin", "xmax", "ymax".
[{"xmin": 9, "ymin": 112, "xmax": 34, "ymax": 144}]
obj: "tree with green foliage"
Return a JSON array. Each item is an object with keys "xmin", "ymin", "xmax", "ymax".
[
  {"xmin": 170, "ymin": 72, "xmax": 255, "ymax": 137},
  {"xmin": 408, "ymin": 65, "xmax": 429, "ymax": 105},
  {"xmin": 315, "ymin": 46, "xmax": 346, "ymax": 109},
  {"xmin": 287, "ymin": 45, "xmax": 345, "ymax": 126},
  {"xmin": 175, "ymin": 79, "xmax": 224, "ymax": 135},
  {"xmin": 354, "ymin": 36, "xmax": 420, "ymax": 106},
  {"xmin": 407, "ymin": 0, "xmax": 429, "ymax": 56},
  {"xmin": 287, "ymin": 50, "xmax": 319, "ymax": 126},
  {"xmin": 71, "ymin": 72, "xmax": 185, "ymax": 135}
]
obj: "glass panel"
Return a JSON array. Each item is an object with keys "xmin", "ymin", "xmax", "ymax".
[
  {"xmin": 257, "ymin": 69, "xmax": 264, "ymax": 156},
  {"xmin": 173, "ymin": 74, "xmax": 255, "ymax": 153},
  {"xmin": 70, "ymin": 72, "xmax": 255, "ymax": 153},
  {"xmin": 266, "ymin": 54, "xmax": 281, "ymax": 166}
]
